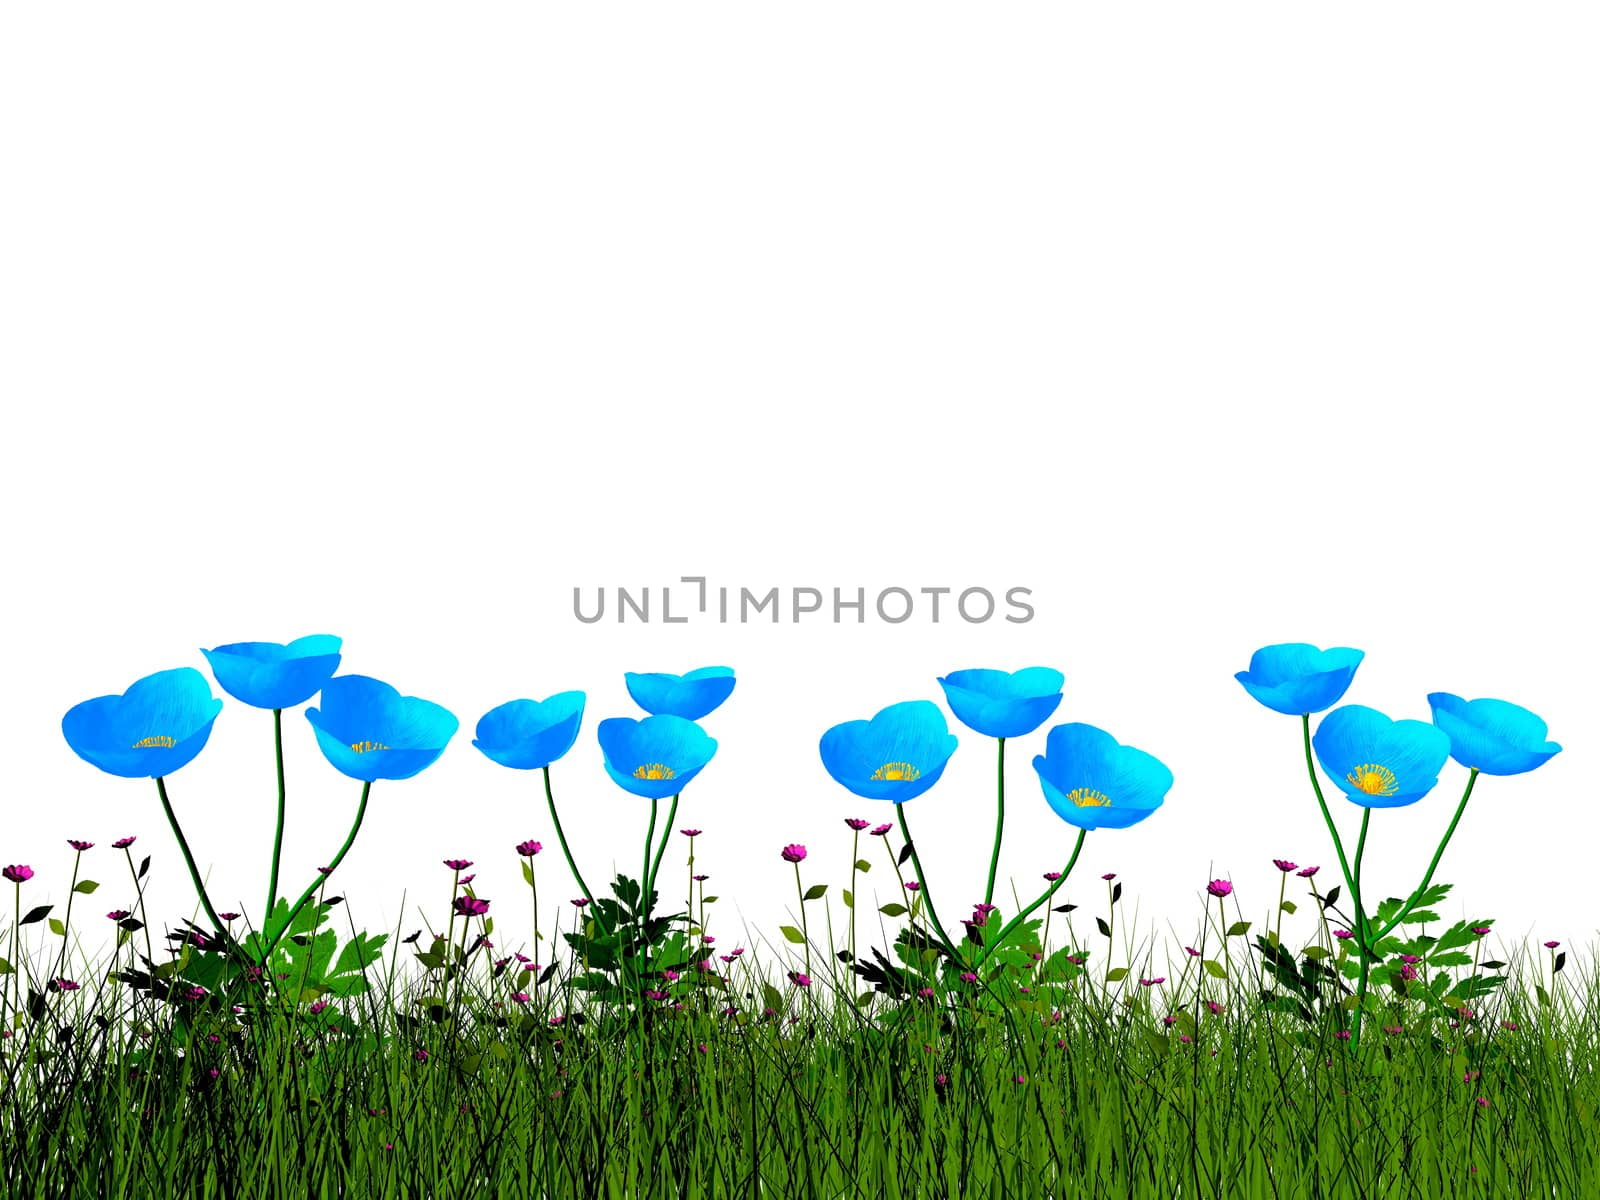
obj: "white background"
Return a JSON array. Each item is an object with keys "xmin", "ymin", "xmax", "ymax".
[{"xmin": 2, "ymin": 5, "xmax": 1594, "ymax": 980}]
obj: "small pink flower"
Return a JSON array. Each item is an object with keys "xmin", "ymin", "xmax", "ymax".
[
  {"xmin": 457, "ymin": 874, "xmax": 476, "ymax": 886},
  {"xmin": 1066, "ymin": 955, "xmax": 1085, "ymax": 966},
  {"xmin": 1384, "ymin": 1025, "xmax": 1403, "ymax": 1035},
  {"xmin": 511, "ymin": 992, "xmax": 530, "ymax": 1004},
  {"xmin": 662, "ymin": 969, "xmax": 680, "ymax": 983},
  {"xmin": 680, "ymin": 829, "xmax": 702, "ymax": 838},
  {"xmin": 904, "ymin": 881, "xmax": 921, "ymax": 892},
  {"xmin": 571, "ymin": 898, "xmax": 590, "ymax": 908},
  {"xmin": 1335, "ymin": 1030, "xmax": 1351, "ymax": 1040},
  {"xmin": 1043, "ymin": 871, "xmax": 1061, "ymax": 881},
  {"xmin": 693, "ymin": 874, "xmax": 709, "ymax": 882},
  {"xmin": 443, "ymin": 859, "xmax": 474, "ymax": 871},
  {"xmin": 917, "ymin": 987, "xmax": 935, "ymax": 999},
  {"xmin": 788, "ymin": 972, "xmax": 811, "ymax": 987},
  {"xmin": 1206, "ymin": 1000, "xmax": 1224, "ymax": 1015},
  {"xmin": 1179, "ymin": 1035, "xmax": 1192, "ymax": 1044},
  {"xmin": 54, "ymin": 978, "xmax": 81, "ymax": 991},
  {"xmin": 644, "ymin": 989, "xmax": 667, "ymax": 1001},
  {"xmin": 845, "ymin": 818, "xmax": 870, "ymax": 831},
  {"xmin": 959, "ymin": 972, "xmax": 977, "ymax": 983},
  {"xmin": 1206, "ymin": 879, "xmax": 1232, "ymax": 898},
  {"xmin": 516, "ymin": 840, "xmax": 542, "ymax": 857},
  {"xmin": 414, "ymin": 1048, "xmax": 430, "ymax": 1061},
  {"xmin": 781, "ymin": 844, "xmax": 807, "ymax": 864},
  {"xmin": 186, "ymin": 986, "xmax": 207, "ymax": 1000},
  {"xmin": 1102, "ymin": 873, "xmax": 1116, "ymax": 881},
  {"xmin": 68, "ymin": 840, "xmax": 95, "ymax": 852},
  {"xmin": 1185, "ymin": 946, "xmax": 1201, "ymax": 957},
  {"xmin": 2, "ymin": 865, "xmax": 33, "ymax": 884},
  {"xmin": 1400, "ymin": 963, "xmax": 1418, "ymax": 981},
  {"xmin": 1163, "ymin": 1014, "xmax": 1178, "ymax": 1026},
  {"xmin": 309, "ymin": 1000, "xmax": 328, "ymax": 1015},
  {"xmin": 1476, "ymin": 1097, "xmax": 1489, "ymax": 1108},
  {"xmin": 1471, "ymin": 926, "xmax": 1492, "ymax": 936},
  {"xmin": 1272, "ymin": 859, "xmax": 1297, "ymax": 872},
  {"xmin": 870, "ymin": 824, "xmax": 892, "ymax": 836},
  {"xmin": 1400, "ymin": 954, "xmax": 1421, "ymax": 963},
  {"xmin": 1502, "ymin": 1021, "xmax": 1519, "ymax": 1031},
  {"xmin": 1544, "ymin": 940, "xmax": 1560, "ymax": 949},
  {"xmin": 1139, "ymin": 977, "xmax": 1165, "ymax": 987},
  {"xmin": 107, "ymin": 909, "xmax": 131, "ymax": 921},
  {"xmin": 112, "ymin": 836, "xmax": 137, "ymax": 849},
  {"xmin": 1333, "ymin": 929, "xmax": 1353, "ymax": 940},
  {"xmin": 702, "ymin": 935, "xmax": 715, "ymax": 944},
  {"xmin": 218, "ymin": 912, "xmax": 240, "ymax": 922},
  {"xmin": 317, "ymin": 866, "xmax": 333, "ymax": 876},
  {"xmin": 1296, "ymin": 866, "xmax": 1320, "ymax": 878},
  {"xmin": 453, "ymin": 896, "xmax": 490, "ymax": 917}
]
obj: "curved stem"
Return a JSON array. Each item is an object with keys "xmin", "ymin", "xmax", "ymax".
[
  {"xmin": 257, "ymin": 780, "xmax": 372, "ymax": 966},
  {"xmin": 975, "ymin": 828, "xmax": 1088, "ymax": 969},
  {"xmin": 264, "ymin": 708, "xmax": 288, "ymax": 925},
  {"xmin": 895, "ymin": 803, "xmax": 964, "ymax": 968},
  {"xmin": 645, "ymin": 793, "xmax": 680, "ymax": 924},
  {"xmin": 154, "ymin": 777, "xmax": 232, "ymax": 944},
  {"xmin": 1349, "ymin": 807, "xmax": 1373, "ymax": 1052},
  {"xmin": 1376, "ymin": 769, "xmax": 1479, "ymax": 942},
  {"xmin": 1301, "ymin": 714, "xmax": 1359, "ymax": 910},
  {"xmin": 982, "ymin": 737, "xmax": 1007, "ymax": 907},
  {"xmin": 640, "ymin": 797, "xmax": 659, "ymax": 924},
  {"xmin": 54, "ymin": 852, "xmax": 83, "ymax": 984},
  {"xmin": 541, "ymin": 766, "xmax": 598, "ymax": 916}
]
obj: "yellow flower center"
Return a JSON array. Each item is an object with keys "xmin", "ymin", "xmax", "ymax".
[
  {"xmin": 131, "ymin": 735, "xmax": 177, "ymax": 749},
  {"xmin": 1346, "ymin": 762, "xmax": 1398, "ymax": 796},
  {"xmin": 871, "ymin": 761, "xmax": 921, "ymax": 782},
  {"xmin": 633, "ymin": 762, "xmax": 676, "ymax": 780},
  {"xmin": 350, "ymin": 740, "xmax": 390, "ymax": 753},
  {"xmin": 1065, "ymin": 787, "xmax": 1112, "ymax": 808}
]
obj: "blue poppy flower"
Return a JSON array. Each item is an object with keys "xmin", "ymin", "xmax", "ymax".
[
  {"xmin": 1235, "ymin": 643, "xmax": 1364, "ymax": 715},
  {"xmin": 937, "ymin": 667, "xmax": 1065, "ymax": 739},
  {"xmin": 624, "ymin": 667, "xmax": 736, "ymax": 720},
  {"xmin": 1311, "ymin": 704, "xmax": 1451, "ymax": 808},
  {"xmin": 1031, "ymin": 723, "xmax": 1172, "ymax": 831},
  {"xmin": 200, "ymin": 635, "xmax": 342, "ymax": 710},
  {"xmin": 1426, "ymin": 693, "xmax": 1562, "ymax": 776},
  {"xmin": 305, "ymin": 675, "xmax": 458, "ymax": 782},
  {"xmin": 597, "ymin": 715, "xmax": 718, "ymax": 799},
  {"xmin": 62, "ymin": 668, "xmax": 224, "ymax": 779},
  {"xmin": 819, "ymin": 700, "xmax": 959, "ymax": 803},
  {"xmin": 473, "ymin": 692, "xmax": 586, "ymax": 770}
]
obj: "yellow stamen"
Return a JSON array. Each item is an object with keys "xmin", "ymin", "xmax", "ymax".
[
  {"xmin": 633, "ymin": 762, "xmax": 676, "ymax": 780},
  {"xmin": 350, "ymin": 740, "xmax": 390, "ymax": 753},
  {"xmin": 131, "ymin": 735, "xmax": 177, "ymax": 749},
  {"xmin": 1065, "ymin": 786, "xmax": 1112, "ymax": 808},
  {"xmin": 1346, "ymin": 762, "xmax": 1398, "ymax": 796},
  {"xmin": 871, "ymin": 761, "xmax": 922, "ymax": 781}
]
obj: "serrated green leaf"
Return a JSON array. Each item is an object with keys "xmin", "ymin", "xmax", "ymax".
[
  {"xmin": 1431, "ymin": 952, "xmax": 1472, "ymax": 967},
  {"xmin": 1402, "ymin": 910, "xmax": 1439, "ymax": 925},
  {"xmin": 1413, "ymin": 882, "xmax": 1453, "ymax": 908},
  {"xmin": 779, "ymin": 925, "xmax": 806, "ymax": 945}
]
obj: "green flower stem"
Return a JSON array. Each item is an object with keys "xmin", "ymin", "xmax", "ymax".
[
  {"xmin": 794, "ymin": 862, "xmax": 811, "ymax": 981},
  {"xmin": 640, "ymin": 797, "xmax": 659, "ymax": 928},
  {"xmin": 895, "ymin": 804, "xmax": 964, "ymax": 967},
  {"xmin": 982, "ymin": 737, "xmax": 1007, "ymax": 907},
  {"xmin": 974, "ymin": 828, "xmax": 1087, "ymax": 970},
  {"xmin": 1349, "ymin": 807, "xmax": 1374, "ymax": 1052},
  {"xmin": 53, "ymin": 849, "xmax": 85, "ymax": 985},
  {"xmin": 1375, "ymin": 769, "xmax": 1479, "ymax": 942},
  {"xmin": 153, "ymin": 777, "xmax": 236, "ymax": 956},
  {"xmin": 645, "ymin": 793, "xmax": 680, "ymax": 925},
  {"xmin": 257, "ymin": 780, "xmax": 372, "ymax": 967},
  {"xmin": 1300, "ymin": 714, "xmax": 1360, "ymax": 905},
  {"xmin": 847, "ymin": 829, "xmax": 861, "ymax": 1006},
  {"xmin": 541, "ymin": 767, "xmax": 601, "ymax": 930},
  {"xmin": 7, "ymin": 883, "xmax": 18, "ymax": 1028},
  {"xmin": 264, "ymin": 708, "xmax": 288, "ymax": 928}
]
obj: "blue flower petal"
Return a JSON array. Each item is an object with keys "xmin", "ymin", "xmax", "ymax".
[
  {"xmin": 597, "ymin": 714, "xmax": 718, "ymax": 799},
  {"xmin": 937, "ymin": 667, "xmax": 1065, "ymax": 738},
  {"xmin": 473, "ymin": 692, "xmax": 586, "ymax": 770},
  {"xmin": 1427, "ymin": 692, "xmax": 1562, "ymax": 776},
  {"xmin": 61, "ymin": 668, "xmax": 223, "ymax": 779},
  {"xmin": 1235, "ymin": 643, "xmax": 1364, "ymax": 715},
  {"xmin": 1031, "ymin": 723, "xmax": 1172, "ymax": 831},
  {"xmin": 304, "ymin": 675, "xmax": 457, "ymax": 783},
  {"xmin": 819, "ymin": 700, "xmax": 959, "ymax": 803},
  {"xmin": 1312, "ymin": 704, "xmax": 1450, "ymax": 808},
  {"xmin": 200, "ymin": 634, "xmax": 342, "ymax": 709},
  {"xmin": 624, "ymin": 667, "xmax": 737, "ymax": 720}
]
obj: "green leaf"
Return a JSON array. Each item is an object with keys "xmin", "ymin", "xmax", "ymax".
[
  {"xmin": 20, "ymin": 905, "xmax": 51, "ymax": 927},
  {"xmin": 779, "ymin": 925, "xmax": 807, "ymax": 945},
  {"xmin": 48, "ymin": 918, "xmax": 65, "ymax": 936},
  {"xmin": 1402, "ymin": 909, "xmax": 1439, "ymax": 925},
  {"xmin": 879, "ymin": 903, "xmax": 908, "ymax": 918},
  {"xmin": 702, "ymin": 896, "xmax": 718, "ymax": 904},
  {"xmin": 803, "ymin": 884, "xmax": 828, "ymax": 901},
  {"xmin": 761, "ymin": 982, "xmax": 784, "ymax": 1015},
  {"xmin": 1302, "ymin": 945, "xmax": 1329, "ymax": 960},
  {"xmin": 854, "ymin": 859, "xmax": 872, "ymax": 873},
  {"xmin": 73, "ymin": 879, "xmax": 100, "ymax": 895},
  {"xmin": 1142, "ymin": 1029, "xmax": 1170, "ymax": 1057},
  {"xmin": 1373, "ymin": 897, "xmax": 1405, "ymax": 927},
  {"xmin": 1279, "ymin": 900, "xmax": 1296, "ymax": 915},
  {"xmin": 842, "ymin": 889, "xmax": 853, "ymax": 910},
  {"xmin": 521, "ymin": 859, "xmax": 535, "ymax": 887},
  {"xmin": 0, "ymin": 958, "xmax": 10, "ymax": 974},
  {"xmin": 1226, "ymin": 921, "xmax": 1251, "ymax": 937},
  {"xmin": 1203, "ymin": 959, "xmax": 1227, "ymax": 979},
  {"xmin": 1431, "ymin": 952, "xmax": 1472, "ymax": 967},
  {"xmin": 1105, "ymin": 967, "xmax": 1129, "ymax": 983},
  {"xmin": 1414, "ymin": 882, "xmax": 1453, "ymax": 908}
]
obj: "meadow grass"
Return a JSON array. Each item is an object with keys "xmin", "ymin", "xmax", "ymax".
[{"xmin": 2, "ymin": 862, "xmax": 1596, "ymax": 1200}]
